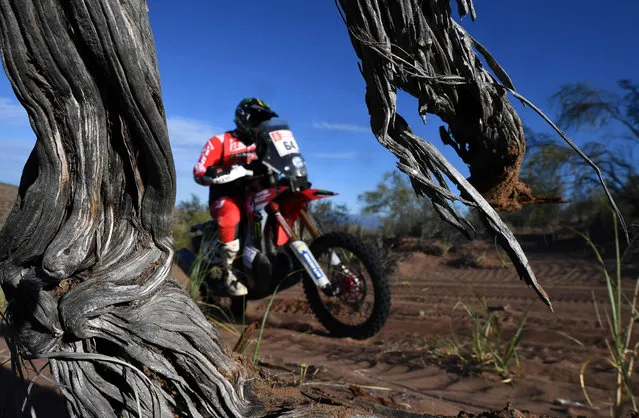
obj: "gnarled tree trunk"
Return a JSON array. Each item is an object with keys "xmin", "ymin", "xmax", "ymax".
[{"xmin": 0, "ymin": 1, "xmax": 250, "ymax": 416}]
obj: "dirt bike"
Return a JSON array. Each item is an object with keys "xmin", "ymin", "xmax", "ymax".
[{"xmin": 175, "ymin": 119, "xmax": 391, "ymax": 340}]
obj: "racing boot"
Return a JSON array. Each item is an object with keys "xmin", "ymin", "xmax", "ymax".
[{"xmin": 221, "ymin": 239, "xmax": 248, "ymax": 297}]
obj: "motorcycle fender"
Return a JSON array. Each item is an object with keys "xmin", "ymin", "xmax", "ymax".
[
  {"xmin": 274, "ymin": 189, "xmax": 338, "ymax": 246},
  {"xmin": 289, "ymin": 240, "xmax": 331, "ymax": 288},
  {"xmin": 299, "ymin": 189, "xmax": 338, "ymax": 202}
]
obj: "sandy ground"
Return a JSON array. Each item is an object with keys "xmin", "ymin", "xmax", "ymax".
[
  {"xmin": 1, "ymin": 182, "xmax": 636, "ymax": 416},
  {"xmin": 222, "ymin": 242, "xmax": 635, "ymax": 417}
]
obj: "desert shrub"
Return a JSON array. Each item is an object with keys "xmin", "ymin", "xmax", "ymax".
[
  {"xmin": 307, "ymin": 200, "xmax": 350, "ymax": 233},
  {"xmin": 418, "ymin": 240, "xmax": 456, "ymax": 257},
  {"xmin": 355, "ymin": 230, "xmax": 410, "ymax": 275},
  {"xmin": 173, "ymin": 193, "xmax": 210, "ymax": 251},
  {"xmin": 449, "ymin": 296, "xmax": 529, "ymax": 380},
  {"xmin": 447, "ymin": 250, "xmax": 486, "ymax": 269},
  {"xmin": 358, "ymin": 170, "xmax": 438, "ymax": 238}
]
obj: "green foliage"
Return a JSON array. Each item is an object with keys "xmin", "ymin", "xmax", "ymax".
[
  {"xmin": 358, "ymin": 170, "xmax": 435, "ymax": 237},
  {"xmin": 308, "ymin": 200, "xmax": 350, "ymax": 232},
  {"xmin": 447, "ymin": 249, "xmax": 486, "ymax": 269},
  {"xmin": 187, "ymin": 233, "xmax": 222, "ymax": 301},
  {"xmin": 506, "ymin": 80, "xmax": 638, "ymax": 237},
  {"xmin": 578, "ymin": 214, "xmax": 638, "ymax": 417},
  {"xmin": 298, "ymin": 362, "xmax": 310, "ymax": 386},
  {"xmin": 451, "ymin": 296, "xmax": 529, "ymax": 380},
  {"xmin": 170, "ymin": 193, "xmax": 214, "ymax": 301},
  {"xmin": 616, "ymin": 174, "xmax": 639, "ymax": 220},
  {"xmin": 173, "ymin": 193, "xmax": 210, "ymax": 251},
  {"xmin": 551, "ymin": 80, "xmax": 638, "ymax": 138},
  {"xmin": 252, "ymin": 284, "xmax": 280, "ymax": 364},
  {"xmin": 521, "ymin": 128, "xmax": 566, "ymax": 197},
  {"xmin": 177, "ymin": 193, "xmax": 208, "ymax": 213},
  {"xmin": 550, "ymin": 80, "xmax": 638, "ymax": 209}
]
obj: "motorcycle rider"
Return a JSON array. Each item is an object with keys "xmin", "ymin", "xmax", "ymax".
[{"xmin": 193, "ymin": 98, "xmax": 277, "ymax": 296}]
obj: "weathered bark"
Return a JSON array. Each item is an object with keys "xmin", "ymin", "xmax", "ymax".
[
  {"xmin": 0, "ymin": 1, "xmax": 250, "ymax": 416},
  {"xmin": 338, "ymin": 0, "xmax": 552, "ymax": 307}
]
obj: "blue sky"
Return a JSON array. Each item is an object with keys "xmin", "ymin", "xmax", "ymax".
[{"xmin": 0, "ymin": 1, "xmax": 637, "ymax": 212}]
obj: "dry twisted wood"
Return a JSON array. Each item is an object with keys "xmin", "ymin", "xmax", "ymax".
[
  {"xmin": 337, "ymin": 0, "xmax": 554, "ymax": 307},
  {"xmin": 0, "ymin": 1, "xmax": 250, "ymax": 416}
]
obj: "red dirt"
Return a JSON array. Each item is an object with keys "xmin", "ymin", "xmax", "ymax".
[{"xmin": 222, "ymin": 241, "xmax": 635, "ymax": 417}]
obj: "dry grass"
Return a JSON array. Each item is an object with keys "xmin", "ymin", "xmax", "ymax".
[
  {"xmin": 0, "ymin": 183, "xmax": 18, "ymax": 228},
  {"xmin": 577, "ymin": 216, "xmax": 638, "ymax": 417}
]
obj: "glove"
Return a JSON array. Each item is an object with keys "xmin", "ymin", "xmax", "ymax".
[
  {"xmin": 195, "ymin": 174, "xmax": 214, "ymax": 186},
  {"xmin": 244, "ymin": 160, "xmax": 268, "ymax": 175},
  {"xmin": 209, "ymin": 165, "xmax": 253, "ymax": 185}
]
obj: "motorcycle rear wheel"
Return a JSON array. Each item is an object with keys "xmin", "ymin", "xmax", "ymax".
[{"xmin": 302, "ymin": 232, "xmax": 391, "ymax": 340}]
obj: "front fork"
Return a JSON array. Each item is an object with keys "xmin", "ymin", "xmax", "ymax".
[
  {"xmin": 299, "ymin": 208, "xmax": 346, "ymax": 268},
  {"xmin": 298, "ymin": 209, "xmax": 321, "ymax": 239},
  {"xmin": 265, "ymin": 203, "xmax": 337, "ymax": 295}
]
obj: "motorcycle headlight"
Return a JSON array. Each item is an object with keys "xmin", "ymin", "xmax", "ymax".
[
  {"xmin": 292, "ymin": 156, "xmax": 305, "ymax": 169},
  {"xmin": 291, "ymin": 156, "xmax": 307, "ymax": 177}
]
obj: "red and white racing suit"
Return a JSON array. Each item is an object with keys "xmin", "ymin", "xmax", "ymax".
[{"xmin": 193, "ymin": 131, "xmax": 258, "ymax": 243}]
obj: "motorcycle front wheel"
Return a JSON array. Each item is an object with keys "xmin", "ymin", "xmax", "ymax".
[{"xmin": 302, "ymin": 232, "xmax": 391, "ymax": 340}]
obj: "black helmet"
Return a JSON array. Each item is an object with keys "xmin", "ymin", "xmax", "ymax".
[{"xmin": 234, "ymin": 98, "xmax": 278, "ymax": 135}]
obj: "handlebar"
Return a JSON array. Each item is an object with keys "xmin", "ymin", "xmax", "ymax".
[{"xmin": 244, "ymin": 174, "xmax": 268, "ymax": 182}]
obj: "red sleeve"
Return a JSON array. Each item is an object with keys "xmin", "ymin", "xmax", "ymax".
[{"xmin": 193, "ymin": 135, "xmax": 223, "ymax": 183}]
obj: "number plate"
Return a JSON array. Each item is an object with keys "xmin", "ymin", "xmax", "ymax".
[{"xmin": 269, "ymin": 129, "xmax": 299, "ymax": 157}]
